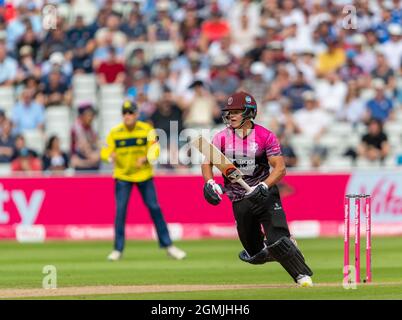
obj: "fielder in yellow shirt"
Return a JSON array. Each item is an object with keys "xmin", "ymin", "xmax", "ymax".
[{"xmin": 101, "ymin": 100, "xmax": 186, "ymax": 261}]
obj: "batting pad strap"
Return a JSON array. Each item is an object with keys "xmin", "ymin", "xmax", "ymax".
[
  {"xmin": 238, "ymin": 247, "xmax": 274, "ymax": 265},
  {"xmin": 267, "ymin": 237, "xmax": 313, "ymax": 282}
]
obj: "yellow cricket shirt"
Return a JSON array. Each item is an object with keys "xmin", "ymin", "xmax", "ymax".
[{"xmin": 100, "ymin": 121, "xmax": 160, "ymax": 182}]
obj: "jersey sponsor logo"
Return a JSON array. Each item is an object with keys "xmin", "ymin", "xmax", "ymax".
[{"xmin": 115, "ymin": 138, "xmax": 147, "ymax": 148}]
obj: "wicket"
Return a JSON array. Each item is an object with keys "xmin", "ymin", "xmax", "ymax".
[{"xmin": 343, "ymin": 194, "xmax": 372, "ymax": 284}]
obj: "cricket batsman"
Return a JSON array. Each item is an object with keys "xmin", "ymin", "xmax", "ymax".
[
  {"xmin": 101, "ymin": 100, "xmax": 186, "ymax": 261},
  {"xmin": 201, "ymin": 92, "xmax": 313, "ymax": 286}
]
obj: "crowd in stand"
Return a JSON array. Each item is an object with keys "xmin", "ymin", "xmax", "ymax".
[{"xmin": 0, "ymin": 0, "xmax": 402, "ymax": 173}]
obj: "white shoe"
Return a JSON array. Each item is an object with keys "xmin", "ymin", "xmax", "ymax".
[
  {"xmin": 296, "ymin": 275, "xmax": 313, "ymax": 287},
  {"xmin": 107, "ymin": 250, "xmax": 122, "ymax": 261},
  {"xmin": 166, "ymin": 246, "xmax": 187, "ymax": 260}
]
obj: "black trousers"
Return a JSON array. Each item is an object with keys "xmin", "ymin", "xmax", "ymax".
[{"xmin": 232, "ymin": 185, "xmax": 290, "ymax": 256}]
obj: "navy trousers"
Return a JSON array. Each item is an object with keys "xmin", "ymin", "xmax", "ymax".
[{"xmin": 114, "ymin": 178, "xmax": 172, "ymax": 252}]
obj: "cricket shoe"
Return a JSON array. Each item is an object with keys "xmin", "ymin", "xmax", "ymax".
[
  {"xmin": 296, "ymin": 275, "xmax": 313, "ymax": 287},
  {"xmin": 166, "ymin": 246, "xmax": 187, "ymax": 260},
  {"xmin": 107, "ymin": 250, "xmax": 122, "ymax": 261}
]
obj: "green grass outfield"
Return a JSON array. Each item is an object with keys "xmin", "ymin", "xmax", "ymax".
[{"xmin": 0, "ymin": 237, "xmax": 401, "ymax": 299}]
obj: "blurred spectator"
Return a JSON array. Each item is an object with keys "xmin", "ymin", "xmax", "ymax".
[
  {"xmin": 371, "ymin": 52, "xmax": 396, "ymax": 92},
  {"xmin": 278, "ymin": 132, "xmax": 298, "ymax": 168},
  {"xmin": 357, "ymin": 118, "xmax": 390, "ymax": 164},
  {"xmin": 245, "ymin": 30, "xmax": 269, "ymax": 62},
  {"xmin": 95, "ymin": 12, "xmax": 127, "ymax": 48},
  {"xmin": 96, "ymin": 46, "xmax": 126, "ymax": 85},
  {"xmin": 67, "ymin": 15, "xmax": 95, "ymax": 50},
  {"xmin": 173, "ymin": 51, "xmax": 209, "ymax": 98},
  {"xmin": 200, "ymin": 5, "xmax": 230, "ymax": 51},
  {"xmin": 0, "ymin": 43, "xmax": 17, "ymax": 86},
  {"xmin": 11, "ymin": 88, "xmax": 45, "ymax": 134},
  {"xmin": 293, "ymin": 91, "xmax": 331, "ymax": 168},
  {"xmin": 0, "ymin": 109, "xmax": 5, "ymax": 132},
  {"xmin": 136, "ymin": 90, "xmax": 156, "ymax": 121},
  {"xmin": 378, "ymin": 23, "xmax": 402, "ymax": 71},
  {"xmin": 41, "ymin": 51, "xmax": 73, "ymax": 79},
  {"xmin": 269, "ymin": 97, "xmax": 297, "ymax": 137},
  {"xmin": 315, "ymin": 72, "xmax": 347, "ymax": 115},
  {"xmin": 294, "ymin": 92, "xmax": 332, "ymax": 139},
  {"xmin": 15, "ymin": 45, "xmax": 41, "ymax": 84},
  {"xmin": 40, "ymin": 24, "xmax": 70, "ymax": 59},
  {"xmin": 338, "ymin": 50, "xmax": 365, "ymax": 82},
  {"xmin": 148, "ymin": 1, "xmax": 179, "ymax": 42},
  {"xmin": 228, "ymin": 0, "xmax": 261, "ymax": 43},
  {"xmin": 0, "ymin": 118, "xmax": 15, "ymax": 163},
  {"xmin": 229, "ymin": 7, "xmax": 260, "ymax": 56},
  {"xmin": 179, "ymin": 6, "xmax": 202, "ymax": 51},
  {"xmin": 71, "ymin": 41, "xmax": 93, "ymax": 74},
  {"xmin": 242, "ymin": 61, "xmax": 270, "ymax": 107},
  {"xmin": 11, "ymin": 134, "xmax": 42, "ymax": 172},
  {"xmin": 121, "ymin": 10, "xmax": 147, "ymax": 41},
  {"xmin": 126, "ymin": 69, "xmax": 149, "ymax": 101},
  {"xmin": 151, "ymin": 89, "xmax": 184, "ymax": 140},
  {"xmin": 337, "ymin": 81, "xmax": 366, "ymax": 125},
  {"xmin": 126, "ymin": 47, "xmax": 150, "ymax": 75},
  {"xmin": 42, "ymin": 135, "xmax": 69, "ymax": 172},
  {"xmin": 70, "ymin": 103, "xmax": 100, "ymax": 171},
  {"xmin": 210, "ymin": 55, "xmax": 240, "ymax": 107},
  {"xmin": 265, "ymin": 64, "xmax": 291, "ymax": 102},
  {"xmin": 16, "ymin": 26, "xmax": 40, "ymax": 62},
  {"xmin": 183, "ymin": 80, "xmax": 220, "ymax": 128},
  {"xmin": 281, "ymin": 71, "xmax": 313, "ymax": 111},
  {"xmin": 365, "ymin": 79, "xmax": 395, "ymax": 122},
  {"xmin": 316, "ymin": 37, "xmax": 346, "ymax": 77},
  {"xmin": 41, "ymin": 67, "xmax": 72, "ymax": 107},
  {"xmin": 353, "ymin": 34, "xmax": 377, "ymax": 74},
  {"xmin": 150, "ymin": 88, "xmax": 184, "ymax": 169},
  {"xmin": 93, "ymin": 31, "xmax": 125, "ymax": 69}
]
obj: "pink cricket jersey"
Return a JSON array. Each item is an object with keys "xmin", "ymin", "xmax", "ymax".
[{"xmin": 212, "ymin": 124, "xmax": 282, "ymax": 201}]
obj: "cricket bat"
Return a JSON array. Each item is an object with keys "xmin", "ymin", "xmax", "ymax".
[{"xmin": 191, "ymin": 135, "xmax": 253, "ymax": 193}]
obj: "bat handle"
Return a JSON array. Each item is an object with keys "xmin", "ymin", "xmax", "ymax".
[{"xmin": 237, "ymin": 178, "xmax": 253, "ymax": 193}]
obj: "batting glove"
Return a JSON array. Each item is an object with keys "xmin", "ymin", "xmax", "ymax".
[
  {"xmin": 245, "ymin": 182, "xmax": 270, "ymax": 203},
  {"xmin": 203, "ymin": 179, "xmax": 224, "ymax": 205}
]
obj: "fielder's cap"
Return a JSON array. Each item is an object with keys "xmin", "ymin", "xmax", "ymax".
[
  {"xmin": 122, "ymin": 100, "xmax": 138, "ymax": 113},
  {"xmin": 222, "ymin": 92, "xmax": 257, "ymax": 111},
  {"xmin": 302, "ymin": 90, "xmax": 316, "ymax": 101}
]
